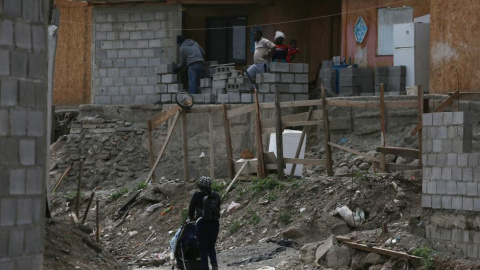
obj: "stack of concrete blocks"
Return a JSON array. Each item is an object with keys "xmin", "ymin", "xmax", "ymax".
[
  {"xmin": 255, "ymin": 62, "xmax": 309, "ymax": 103},
  {"xmin": 156, "ymin": 64, "xmax": 182, "ymax": 104},
  {"xmin": 338, "ymin": 67, "xmax": 374, "ymax": 96},
  {"xmin": 319, "ymin": 64, "xmax": 337, "ymax": 94},
  {"xmin": 225, "ymin": 70, "xmax": 254, "ymax": 104},
  {"xmin": 422, "ymin": 112, "xmax": 480, "ymax": 259},
  {"xmin": 374, "ymin": 66, "xmax": 406, "ymax": 95}
]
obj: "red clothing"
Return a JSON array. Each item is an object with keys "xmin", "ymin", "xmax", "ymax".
[
  {"xmin": 272, "ymin": 44, "xmax": 288, "ymax": 62},
  {"xmin": 287, "ymin": 45, "xmax": 300, "ymax": 63}
]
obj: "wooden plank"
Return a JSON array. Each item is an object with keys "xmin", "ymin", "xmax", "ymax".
[
  {"xmin": 275, "ymin": 88, "xmax": 285, "ymax": 181},
  {"xmin": 95, "ymin": 199, "xmax": 99, "ymax": 242},
  {"xmin": 380, "ymin": 84, "xmax": 386, "ymax": 147},
  {"xmin": 410, "ymin": 90, "xmax": 460, "ymax": 136},
  {"xmin": 386, "ymin": 163, "xmax": 422, "ymax": 172},
  {"xmin": 144, "ymin": 110, "xmax": 181, "ymax": 183},
  {"xmin": 322, "ymin": 86, "xmax": 333, "ymax": 176},
  {"xmin": 259, "ymin": 99, "xmax": 322, "ymax": 109},
  {"xmin": 418, "ymin": 86, "xmax": 424, "ymax": 167},
  {"xmin": 261, "ymin": 110, "xmax": 323, "ymax": 127},
  {"xmin": 262, "ymin": 119, "xmax": 323, "ymax": 129},
  {"xmin": 226, "ymin": 104, "xmax": 255, "ymax": 118},
  {"xmin": 81, "ymin": 191, "xmax": 95, "ymax": 224},
  {"xmin": 181, "ymin": 111, "xmax": 189, "ymax": 182},
  {"xmin": 75, "ymin": 161, "xmax": 83, "ymax": 217},
  {"xmin": 284, "ymin": 158, "xmax": 326, "ymax": 166},
  {"xmin": 329, "ymin": 142, "xmax": 380, "ymax": 163},
  {"xmin": 222, "ymin": 162, "xmax": 248, "ymax": 199},
  {"xmin": 385, "ymin": 100, "xmax": 418, "ymax": 108},
  {"xmin": 147, "ymin": 120, "xmax": 156, "ymax": 182},
  {"xmin": 376, "ymin": 146, "xmax": 420, "ymax": 159},
  {"xmin": 222, "ymin": 104, "xmax": 235, "ymax": 180},
  {"xmin": 448, "ymin": 92, "xmax": 480, "ymax": 101},
  {"xmin": 326, "ymin": 100, "xmax": 417, "ymax": 108},
  {"xmin": 52, "ymin": 163, "xmax": 72, "ymax": 192},
  {"xmin": 150, "ymin": 106, "xmax": 181, "ymax": 130},
  {"xmin": 290, "ymin": 107, "xmax": 313, "ymax": 178},
  {"xmin": 254, "ymin": 90, "xmax": 266, "ymax": 179},
  {"xmin": 337, "ymin": 239, "xmax": 422, "ymax": 264},
  {"xmin": 208, "ymin": 113, "xmax": 215, "ymax": 179}
]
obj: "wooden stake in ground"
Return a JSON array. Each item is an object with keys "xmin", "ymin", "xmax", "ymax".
[
  {"xmin": 222, "ymin": 104, "xmax": 235, "ymax": 180},
  {"xmin": 96, "ymin": 199, "xmax": 100, "ymax": 243},
  {"xmin": 274, "ymin": 87, "xmax": 285, "ymax": 181},
  {"xmin": 144, "ymin": 110, "xmax": 181, "ymax": 183},
  {"xmin": 75, "ymin": 161, "xmax": 83, "ymax": 217},
  {"xmin": 254, "ymin": 89, "xmax": 266, "ymax": 179},
  {"xmin": 379, "ymin": 84, "xmax": 386, "ymax": 172},
  {"xmin": 222, "ymin": 161, "xmax": 248, "ymax": 199},
  {"xmin": 208, "ymin": 112, "xmax": 215, "ymax": 179},
  {"xmin": 81, "ymin": 191, "xmax": 95, "ymax": 224},
  {"xmin": 52, "ymin": 163, "xmax": 72, "ymax": 193},
  {"xmin": 321, "ymin": 86, "xmax": 333, "ymax": 176},
  {"xmin": 147, "ymin": 120, "xmax": 156, "ymax": 183},
  {"xmin": 418, "ymin": 86, "xmax": 424, "ymax": 167},
  {"xmin": 290, "ymin": 107, "xmax": 313, "ymax": 178},
  {"xmin": 181, "ymin": 110, "xmax": 190, "ymax": 182}
]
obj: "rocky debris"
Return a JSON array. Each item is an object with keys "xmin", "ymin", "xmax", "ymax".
[
  {"xmin": 315, "ymin": 235, "xmax": 334, "ymax": 265},
  {"xmin": 364, "ymin": 252, "xmax": 388, "ymax": 266},
  {"xmin": 298, "ymin": 241, "xmax": 321, "ymax": 264},
  {"xmin": 326, "ymin": 245, "xmax": 351, "ymax": 268},
  {"xmin": 281, "ymin": 227, "xmax": 304, "ymax": 239}
]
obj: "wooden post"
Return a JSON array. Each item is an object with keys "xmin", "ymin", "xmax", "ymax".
[
  {"xmin": 147, "ymin": 120, "xmax": 156, "ymax": 183},
  {"xmin": 95, "ymin": 199, "xmax": 100, "ymax": 243},
  {"xmin": 321, "ymin": 86, "xmax": 333, "ymax": 176},
  {"xmin": 222, "ymin": 161, "xmax": 248, "ymax": 198},
  {"xmin": 208, "ymin": 112, "xmax": 215, "ymax": 179},
  {"xmin": 75, "ymin": 161, "xmax": 83, "ymax": 217},
  {"xmin": 81, "ymin": 191, "xmax": 95, "ymax": 224},
  {"xmin": 418, "ymin": 86, "xmax": 424, "ymax": 168},
  {"xmin": 379, "ymin": 84, "xmax": 386, "ymax": 172},
  {"xmin": 222, "ymin": 104, "xmax": 235, "ymax": 180},
  {"xmin": 181, "ymin": 111, "xmax": 189, "ymax": 182},
  {"xmin": 274, "ymin": 88, "xmax": 285, "ymax": 181},
  {"xmin": 254, "ymin": 89, "xmax": 266, "ymax": 179},
  {"xmin": 52, "ymin": 163, "xmax": 72, "ymax": 193},
  {"xmin": 290, "ymin": 107, "xmax": 313, "ymax": 178}
]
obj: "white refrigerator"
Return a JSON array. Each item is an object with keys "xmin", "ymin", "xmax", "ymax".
[{"xmin": 393, "ymin": 23, "xmax": 430, "ymax": 93}]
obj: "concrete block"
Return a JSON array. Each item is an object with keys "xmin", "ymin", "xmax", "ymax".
[
  {"xmin": 290, "ymin": 84, "xmax": 309, "ymax": 94},
  {"xmin": 453, "ymin": 112, "xmax": 472, "ymax": 125},
  {"xmin": 432, "ymin": 140, "xmax": 442, "ymax": 153},
  {"xmin": 427, "ymin": 154, "xmax": 437, "ymax": 167},
  {"xmin": 447, "ymin": 153, "xmax": 458, "ymax": 166},
  {"xmin": 433, "ymin": 113, "xmax": 443, "ymax": 126},
  {"xmin": 160, "ymin": 94, "xmax": 172, "ymax": 102},
  {"xmin": 193, "ymin": 94, "xmax": 204, "ymax": 103},
  {"xmin": 474, "ymin": 167, "xmax": 480, "ymax": 182},
  {"xmin": 422, "ymin": 181, "xmax": 427, "ymax": 193},
  {"xmin": 200, "ymin": 88, "xmax": 212, "ymax": 94},
  {"xmin": 0, "ymin": 49, "xmax": 9, "ymax": 76},
  {"xmin": 438, "ymin": 126, "xmax": 448, "ymax": 139},
  {"xmin": 270, "ymin": 62, "xmax": 289, "ymax": 73},
  {"xmin": 463, "ymin": 197, "xmax": 474, "ymax": 211},
  {"xmin": 290, "ymin": 63, "xmax": 304, "ymax": 73},
  {"xmin": 241, "ymin": 93, "xmax": 252, "ymax": 103},
  {"xmin": 271, "ymin": 84, "xmax": 289, "ymax": 93},
  {"xmin": 447, "ymin": 126, "xmax": 457, "ymax": 139},
  {"xmin": 374, "ymin": 76, "xmax": 388, "ymax": 85},
  {"xmin": 432, "ymin": 195, "xmax": 442, "ymax": 209},
  {"xmin": 422, "ymin": 195, "xmax": 432, "ymax": 207},
  {"xmin": 474, "ymin": 198, "xmax": 480, "ymax": 211},
  {"xmin": 423, "ymin": 167, "xmax": 431, "ymax": 180},
  {"xmin": 279, "ymin": 94, "xmax": 295, "ymax": 102},
  {"xmin": 19, "ymin": 139, "xmax": 35, "ymax": 166},
  {"xmin": 258, "ymin": 83, "xmax": 270, "ymax": 93},
  {"xmin": 280, "ymin": 73, "xmax": 295, "ymax": 83},
  {"xmin": 161, "ymin": 74, "xmax": 177, "ymax": 83},
  {"xmin": 426, "ymin": 181, "xmax": 437, "ymax": 194},
  {"xmin": 388, "ymin": 66, "xmax": 406, "ymax": 76},
  {"xmin": 229, "ymin": 93, "xmax": 240, "ymax": 103},
  {"xmin": 467, "ymin": 182, "xmax": 477, "ymax": 196},
  {"xmin": 458, "ymin": 153, "xmax": 469, "ymax": 167},
  {"xmin": 452, "ymin": 167, "xmax": 462, "ymax": 181},
  {"xmin": 441, "ymin": 195, "xmax": 452, "ymax": 209},
  {"xmin": 0, "ymin": 20, "xmax": 14, "ymax": 47},
  {"xmin": 212, "ymin": 80, "xmax": 226, "ymax": 89},
  {"xmin": 156, "ymin": 64, "xmax": 174, "ymax": 74},
  {"xmin": 217, "ymin": 94, "xmax": 229, "ymax": 103},
  {"xmin": 1, "ymin": 198, "xmax": 16, "ymax": 226},
  {"xmin": 387, "ymin": 76, "xmax": 406, "ymax": 85},
  {"xmin": 295, "ymin": 74, "xmax": 309, "ymax": 83},
  {"xmin": 204, "ymin": 94, "xmax": 215, "ymax": 104},
  {"xmin": 437, "ymin": 180, "xmax": 447, "ymax": 194},
  {"xmin": 340, "ymin": 68, "xmax": 360, "ymax": 78},
  {"xmin": 446, "ymin": 181, "xmax": 457, "ymax": 195},
  {"xmin": 9, "ymin": 229, "xmax": 24, "ymax": 256},
  {"xmin": 374, "ymin": 66, "xmax": 389, "ymax": 76},
  {"xmin": 17, "ymin": 198, "xmax": 32, "ymax": 225},
  {"xmin": 441, "ymin": 167, "xmax": 451, "ymax": 181},
  {"xmin": 464, "ymin": 167, "xmax": 473, "ymax": 181},
  {"xmin": 303, "ymin": 64, "xmax": 309, "ymax": 73},
  {"xmin": 457, "ymin": 181, "xmax": 467, "ymax": 195},
  {"xmin": 262, "ymin": 73, "xmax": 280, "ymax": 83},
  {"xmin": 295, "ymin": 94, "xmax": 309, "ymax": 101},
  {"xmin": 168, "ymin": 84, "xmax": 183, "ymax": 93},
  {"xmin": 264, "ymin": 94, "xmax": 275, "ymax": 102},
  {"xmin": 256, "ymin": 74, "xmax": 263, "ymax": 83},
  {"xmin": 468, "ymin": 153, "xmax": 479, "ymax": 167},
  {"xmin": 11, "ymin": 51, "xmax": 27, "ymax": 78},
  {"xmin": 452, "ymin": 196, "xmax": 463, "ymax": 210},
  {"xmin": 339, "ymin": 77, "xmax": 360, "ymax": 87},
  {"xmin": 442, "ymin": 140, "xmax": 452, "ymax": 153},
  {"xmin": 27, "ymin": 111, "xmax": 44, "ymax": 137}
]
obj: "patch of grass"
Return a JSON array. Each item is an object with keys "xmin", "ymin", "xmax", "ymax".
[
  {"xmin": 266, "ymin": 192, "xmax": 277, "ymax": 202},
  {"xmin": 135, "ymin": 182, "xmax": 147, "ymax": 191},
  {"xmin": 250, "ymin": 213, "xmax": 261, "ymax": 225},
  {"xmin": 237, "ymin": 188, "xmax": 247, "ymax": 196},
  {"xmin": 412, "ymin": 246, "xmax": 435, "ymax": 269},
  {"xmin": 180, "ymin": 208, "xmax": 189, "ymax": 225},
  {"xmin": 110, "ymin": 187, "xmax": 128, "ymax": 201},
  {"xmin": 228, "ymin": 220, "xmax": 243, "ymax": 235},
  {"xmin": 65, "ymin": 192, "xmax": 78, "ymax": 201},
  {"xmin": 354, "ymin": 171, "xmax": 363, "ymax": 178},
  {"xmin": 211, "ymin": 180, "xmax": 227, "ymax": 193},
  {"xmin": 277, "ymin": 211, "xmax": 291, "ymax": 224},
  {"xmin": 250, "ymin": 174, "xmax": 284, "ymax": 194}
]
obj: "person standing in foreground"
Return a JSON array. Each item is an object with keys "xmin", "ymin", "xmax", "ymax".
[
  {"xmin": 188, "ymin": 176, "xmax": 221, "ymax": 270},
  {"xmin": 175, "ymin": 36, "xmax": 205, "ymax": 94},
  {"xmin": 246, "ymin": 30, "xmax": 276, "ymax": 79}
]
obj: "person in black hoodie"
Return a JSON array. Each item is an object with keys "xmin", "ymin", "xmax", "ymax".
[
  {"xmin": 174, "ymin": 36, "xmax": 205, "ymax": 94},
  {"xmin": 188, "ymin": 176, "xmax": 220, "ymax": 270}
]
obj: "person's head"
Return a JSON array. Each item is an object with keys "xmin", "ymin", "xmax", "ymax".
[
  {"xmin": 290, "ymin": 39, "xmax": 297, "ymax": 47},
  {"xmin": 253, "ymin": 30, "xmax": 263, "ymax": 42},
  {"xmin": 176, "ymin": 35, "xmax": 186, "ymax": 46},
  {"xmin": 274, "ymin": 31, "xmax": 285, "ymax": 45},
  {"xmin": 197, "ymin": 176, "xmax": 212, "ymax": 190}
]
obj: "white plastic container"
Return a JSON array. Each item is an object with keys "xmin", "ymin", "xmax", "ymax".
[{"xmin": 268, "ymin": 129, "xmax": 306, "ymax": 177}]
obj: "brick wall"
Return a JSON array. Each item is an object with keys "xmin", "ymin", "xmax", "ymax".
[
  {"xmin": 0, "ymin": 0, "xmax": 48, "ymax": 268},
  {"xmin": 422, "ymin": 112, "xmax": 480, "ymax": 259},
  {"xmin": 91, "ymin": 5, "xmax": 181, "ymax": 105}
]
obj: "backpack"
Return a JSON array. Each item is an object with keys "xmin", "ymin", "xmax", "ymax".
[{"xmin": 201, "ymin": 192, "xmax": 220, "ymax": 221}]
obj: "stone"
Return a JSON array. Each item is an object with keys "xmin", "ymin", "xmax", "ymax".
[
  {"xmin": 369, "ymin": 265, "xmax": 384, "ymax": 270},
  {"xmin": 364, "ymin": 253, "xmax": 387, "ymax": 266},
  {"xmin": 281, "ymin": 227, "xmax": 304, "ymax": 239},
  {"xmin": 351, "ymin": 252, "xmax": 368, "ymax": 270},
  {"xmin": 358, "ymin": 162, "xmax": 370, "ymax": 170},
  {"xmin": 335, "ymin": 166, "xmax": 350, "ymax": 176},
  {"xmin": 299, "ymin": 241, "xmax": 322, "ymax": 264},
  {"xmin": 315, "ymin": 235, "xmax": 334, "ymax": 263},
  {"xmin": 326, "ymin": 245, "xmax": 351, "ymax": 269}
]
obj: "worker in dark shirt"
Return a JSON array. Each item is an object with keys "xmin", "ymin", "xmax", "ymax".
[{"xmin": 188, "ymin": 176, "xmax": 220, "ymax": 270}]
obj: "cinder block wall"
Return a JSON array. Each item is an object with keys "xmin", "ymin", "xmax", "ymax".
[
  {"xmin": 92, "ymin": 5, "xmax": 181, "ymax": 105},
  {"xmin": 0, "ymin": 0, "xmax": 48, "ymax": 268},
  {"xmin": 422, "ymin": 112, "xmax": 480, "ymax": 259}
]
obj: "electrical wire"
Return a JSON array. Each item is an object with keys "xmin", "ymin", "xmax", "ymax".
[{"xmin": 59, "ymin": 0, "xmax": 407, "ymax": 31}]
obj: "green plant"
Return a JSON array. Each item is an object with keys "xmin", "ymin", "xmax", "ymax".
[
  {"xmin": 277, "ymin": 211, "xmax": 291, "ymax": 224},
  {"xmin": 65, "ymin": 192, "xmax": 78, "ymax": 201},
  {"xmin": 211, "ymin": 180, "xmax": 227, "ymax": 193},
  {"xmin": 412, "ymin": 246, "xmax": 435, "ymax": 269},
  {"xmin": 237, "ymin": 188, "xmax": 247, "ymax": 196},
  {"xmin": 354, "ymin": 171, "xmax": 363, "ymax": 178},
  {"xmin": 250, "ymin": 174, "xmax": 283, "ymax": 194},
  {"xmin": 250, "ymin": 213, "xmax": 261, "ymax": 225},
  {"xmin": 180, "ymin": 208, "xmax": 189, "ymax": 225},
  {"xmin": 228, "ymin": 220, "xmax": 243, "ymax": 235},
  {"xmin": 266, "ymin": 192, "xmax": 277, "ymax": 202},
  {"xmin": 110, "ymin": 187, "xmax": 128, "ymax": 201},
  {"xmin": 135, "ymin": 182, "xmax": 147, "ymax": 191}
]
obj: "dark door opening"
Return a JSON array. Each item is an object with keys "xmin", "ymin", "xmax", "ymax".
[{"xmin": 206, "ymin": 16, "xmax": 247, "ymax": 64}]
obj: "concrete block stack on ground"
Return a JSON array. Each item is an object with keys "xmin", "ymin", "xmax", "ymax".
[
  {"xmin": 338, "ymin": 67, "xmax": 373, "ymax": 96},
  {"xmin": 374, "ymin": 66, "xmax": 406, "ymax": 95},
  {"xmin": 255, "ymin": 62, "xmax": 310, "ymax": 102},
  {"xmin": 318, "ymin": 68, "xmax": 337, "ymax": 94},
  {"xmin": 91, "ymin": 5, "xmax": 180, "ymax": 105},
  {"xmin": 422, "ymin": 112, "xmax": 480, "ymax": 259}
]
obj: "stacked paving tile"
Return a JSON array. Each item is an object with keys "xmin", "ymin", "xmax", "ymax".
[
  {"xmin": 422, "ymin": 112, "xmax": 480, "ymax": 259},
  {"xmin": 338, "ymin": 67, "xmax": 374, "ymax": 96},
  {"xmin": 254, "ymin": 62, "xmax": 310, "ymax": 103},
  {"xmin": 374, "ymin": 66, "xmax": 406, "ymax": 95}
]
